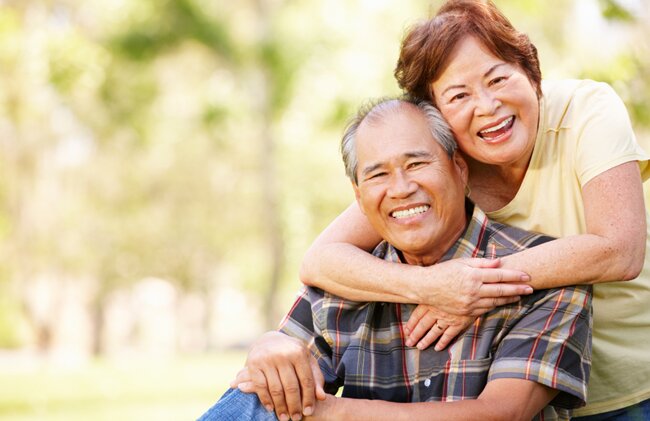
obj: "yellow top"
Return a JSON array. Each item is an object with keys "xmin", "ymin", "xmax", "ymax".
[{"xmin": 487, "ymin": 79, "xmax": 650, "ymax": 416}]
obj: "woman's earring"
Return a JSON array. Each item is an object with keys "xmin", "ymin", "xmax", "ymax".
[{"xmin": 465, "ymin": 184, "xmax": 471, "ymax": 197}]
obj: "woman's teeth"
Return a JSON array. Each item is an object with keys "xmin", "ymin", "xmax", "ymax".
[{"xmin": 479, "ymin": 116, "xmax": 514, "ymax": 136}]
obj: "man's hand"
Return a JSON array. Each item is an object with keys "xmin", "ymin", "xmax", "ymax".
[
  {"xmin": 230, "ymin": 331, "xmax": 326, "ymax": 421},
  {"xmin": 304, "ymin": 394, "xmax": 339, "ymax": 421},
  {"xmin": 419, "ymin": 257, "xmax": 531, "ymax": 316},
  {"xmin": 404, "ymin": 305, "xmax": 478, "ymax": 351}
]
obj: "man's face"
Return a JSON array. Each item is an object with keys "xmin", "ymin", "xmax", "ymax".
[{"xmin": 353, "ymin": 105, "xmax": 468, "ymax": 265}]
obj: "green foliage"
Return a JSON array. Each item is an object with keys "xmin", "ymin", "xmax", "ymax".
[
  {"xmin": 599, "ymin": 0, "xmax": 635, "ymax": 22},
  {"xmin": 0, "ymin": 0, "xmax": 648, "ymax": 354},
  {"xmin": 108, "ymin": 0, "xmax": 236, "ymax": 62}
]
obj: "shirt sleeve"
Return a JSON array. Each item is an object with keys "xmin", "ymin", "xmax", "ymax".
[
  {"xmin": 487, "ymin": 285, "xmax": 592, "ymax": 409},
  {"xmin": 570, "ymin": 81, "xmax": 650, "ymax": 186},
  {"xmin": 278, "ymin": 286, "xmax": 342, "ymax": 394}
]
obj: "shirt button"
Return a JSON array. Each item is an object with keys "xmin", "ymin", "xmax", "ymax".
[{"xmin": 424, "ymin": 378, "xmax": 431, "ymax": 387}]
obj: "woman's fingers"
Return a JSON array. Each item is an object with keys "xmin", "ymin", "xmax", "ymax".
[
  {"xmin": 415, "ymin": 322, "xmax": 445, "ymax": 350},
  {"xmin": 434, "ymin": 321, "xmax": 474, "ymax": 351},
  {"xmin": 405, "ymin": 305, "xmax": 439, "ymax": 347},
  {"xmin": 478, "ymin": 282, "xmax": 532, "ymax": 298}
]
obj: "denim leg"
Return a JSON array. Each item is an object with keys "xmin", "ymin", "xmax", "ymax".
[
  {"xmin": 572, "ymin": 398, "xmax": 650, "ymax": 421},
  {"xmin": 197, "ymin": 388, "xmax": 278, "ymax": 421}
]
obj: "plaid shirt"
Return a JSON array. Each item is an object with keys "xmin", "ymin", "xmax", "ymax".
[{"xmin": 280, "ymin": 202, "xmax": 592, "ymax": 421}]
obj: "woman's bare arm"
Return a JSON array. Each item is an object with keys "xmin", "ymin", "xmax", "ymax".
[
  {"xmin": 299, "ymin": 202, "xmax": 533, "ymax": 316},
  {"xmin": 500, "ymin": 161, "xmax": 646, "ymax": 289}
]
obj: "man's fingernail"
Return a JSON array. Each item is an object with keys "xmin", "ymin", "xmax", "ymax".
[
  {"xmin": 303, "ymin": 406, "xmax": 313, "ymax": 416},
  {"xmin": 279, "ymin": 414, "xmax": 290, "ymax": 421},
  {"xmin": 521, "ymin": 275, "xmax": 531, "ymax": 282},
  {"xmin": 265, "ymin": 405, "xmax": 273, "ymax": 412},
  {"xmin": 292, "ymin": 413, "xmax": 302, "ymax": 420},
  {"xmin": 405, "ymin": 339, "xmax": 413, "ymax": 347},
  {"xmin": 417, "ymin": 343, "xmax": 424, "ymax": 350},
  {"xmin": 524, "ymin": 286, "xmax": 533, "ymax": 293}
]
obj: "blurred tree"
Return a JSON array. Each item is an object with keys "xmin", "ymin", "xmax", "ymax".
[{"xmin": 0, "ymin": 0, "xmax": 647, "ymax": 355}]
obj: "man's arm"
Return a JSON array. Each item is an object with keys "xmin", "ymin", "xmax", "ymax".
[
  {"xmin": 232, "ymin": 331, "xmax": 326, "ymax": 421},
  {"xmin": 308, "ymin": 378, "xmax": 558, "ymax": 421},
  {"xmin": 233, "ymin": 286, "xmax": 339, "ymax": 421}
]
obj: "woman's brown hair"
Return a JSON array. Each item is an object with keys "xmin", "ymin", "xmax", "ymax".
[{"xmin": 395, "ymin": 0, "xmax": 542, "ymax": 102}]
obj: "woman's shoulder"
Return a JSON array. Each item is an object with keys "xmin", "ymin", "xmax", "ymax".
[
  {"xmin": 541, "ymin": 79, "xmax": 626, "ymax": 130},
  {"xmin": 542, "ymin": 78, "xmax": 617, "ymax": 100}
]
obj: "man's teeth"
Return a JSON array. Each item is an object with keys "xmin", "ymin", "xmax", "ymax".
[
  {"xmin": 480, "ymin": 116, "xmax": 513, "ymax": 134},
  {"xmin": 391, "ymin": 205, "xmax": 429, "ymax": 219}
]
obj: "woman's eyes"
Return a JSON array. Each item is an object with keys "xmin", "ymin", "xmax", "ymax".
[
  {"xmin": 489, "ymin": 76, "xmax": 507, "ymax": 86},
  {"xmin": 450, "ymin": 92, "xmax": 468, "ymax": 102},
  {"xmin": 448, "ymin": 76, "xmax": 508, "ymax": 103}
]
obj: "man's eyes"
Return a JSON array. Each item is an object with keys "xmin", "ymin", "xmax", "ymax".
[
  {"xmin": 368, "ymin": 172, "xmax": 387, "ymax": 180},
  {"xmin": 407, "ymin": 161, "xmax": 427, "ymax": 169}
]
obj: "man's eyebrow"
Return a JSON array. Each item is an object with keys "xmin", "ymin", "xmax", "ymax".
[
  {"xmin": 360, "ymin": 150, "xmax": 433, "ymax": 177},
  {"xmin": 361, "ymin": 162, "xmax": 384, "ymax": 177},
  {"xmin": 404, "ymin": 150, "xmax": 433, "ymax": 159},
  {"xmin": 440, "ymin": 63, "xmax": 506, "ymax": 97}
]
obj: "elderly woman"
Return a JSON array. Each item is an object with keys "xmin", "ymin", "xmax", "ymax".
[{"xmin": 297, "ymin": 0, "xmax": 650, "ymax": 419}]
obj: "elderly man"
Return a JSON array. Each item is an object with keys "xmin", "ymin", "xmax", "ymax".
[{"xmin": 199, "ymin": 98, "xmax": 591, "ymax": 421}]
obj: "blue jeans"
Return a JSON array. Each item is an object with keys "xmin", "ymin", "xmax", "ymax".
[
  {"xmin": 572, "ymin": 398, "xmax": 650, "ymax": 421},
  {"xmin": 197, "ymin": 388, "xmax": 278, "ymax": 421}
]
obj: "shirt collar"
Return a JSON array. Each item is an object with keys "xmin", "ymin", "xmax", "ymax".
[{"xmin": 376, "ymin": 199, "xmax": 490, "ymax": 265}]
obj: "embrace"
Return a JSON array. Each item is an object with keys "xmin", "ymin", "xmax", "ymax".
[{"xmin": 201, "ymin": 0, "xmax": 650, "ymax": 420}]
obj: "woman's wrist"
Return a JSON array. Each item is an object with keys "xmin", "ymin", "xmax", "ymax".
[{"xmin": 398, "ymin": 263, "xmax": 440, "ymax": 305}]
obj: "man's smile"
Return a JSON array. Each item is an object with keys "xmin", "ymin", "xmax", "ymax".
[{"xmin": 390, "ymin": 204, "xmax": 430, "ymax": 219}]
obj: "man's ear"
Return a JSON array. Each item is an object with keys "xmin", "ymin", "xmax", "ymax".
[
  {"xmin": 453, "ymin": 152, "xmax": 469, "ymax": 186},
  {"xmin": 352, "ymin": 181, "xmax": 366, "ymax": 215}
]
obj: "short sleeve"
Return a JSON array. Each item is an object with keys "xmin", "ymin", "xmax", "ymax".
[
  {"xmin": 488, "ymin": 285, "xmax": 592, "ymax": 409},
  {"xmin": 571, "ymin": 81, "xmax": 650, "ymax": 186},
  {"xmin": 279, "ymin": 286, "xmax": 341, "ymax": 394}
]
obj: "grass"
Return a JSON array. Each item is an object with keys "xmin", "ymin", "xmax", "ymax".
[{"xmin": 0, "ymin": 351, "xmax": 246, "ymax": 421}]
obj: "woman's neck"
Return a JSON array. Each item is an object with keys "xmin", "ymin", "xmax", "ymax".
[{"xmin": 465, "ymin": 157, "xmax": 530, "ymax": 212}]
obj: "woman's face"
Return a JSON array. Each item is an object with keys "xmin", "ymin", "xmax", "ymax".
[{"xmin": 431, "ymin": 36, "xmax": 539, "ymax": 169}]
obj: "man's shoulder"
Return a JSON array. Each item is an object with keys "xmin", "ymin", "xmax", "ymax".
[
  {"xmin": 522, "ymin": 283, "xmax": 592, "ymax": 316},
  {"xmin": 484, "ymin": 218, "xmax": 555, "ymax": 256}
]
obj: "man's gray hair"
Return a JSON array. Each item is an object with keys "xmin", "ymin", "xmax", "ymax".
[{"xmin": 341, "ymin": 97, "xmax": 457, "ymax": 185}]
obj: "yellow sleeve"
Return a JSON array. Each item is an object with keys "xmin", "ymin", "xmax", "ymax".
[{"xmin": 571, "ymin": 81, "xmax": 650, "ymax": 186}]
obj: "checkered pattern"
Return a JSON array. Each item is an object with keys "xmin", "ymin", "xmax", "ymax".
[{"xmin": 280, "ymin": 202, "xmax": 591, "ymax": 421}]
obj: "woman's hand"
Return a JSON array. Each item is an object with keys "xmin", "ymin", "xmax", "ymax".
[
  {"xmin": 417, "ymin": 257, "xmax": 531, "ymax": 316},
  {"xmin": 231, "ymin": 331, "xmax": 326, "ymax": 421},
  {"xmin": 404, "ymin": 305, "xmax": 478, "ymax": 351}
]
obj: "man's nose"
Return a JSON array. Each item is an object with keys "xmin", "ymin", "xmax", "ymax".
[{"xmin": 387, "ymin": 171, "xmax": 417, "ymax": 198}]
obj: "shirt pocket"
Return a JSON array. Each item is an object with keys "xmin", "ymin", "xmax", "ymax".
[{"xmin": 419, "ymin": 356, "xmax": 492, "ymax": 402}]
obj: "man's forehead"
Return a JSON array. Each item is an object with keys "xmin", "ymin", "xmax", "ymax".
[{"xmin": 356, "ymin": 109, "xmax": 439, "ymax": 155}]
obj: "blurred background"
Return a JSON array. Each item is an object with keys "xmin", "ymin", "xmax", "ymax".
[{"xmin": 0, "ymin": 0, "xmax": 649, "ymax": 419}]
